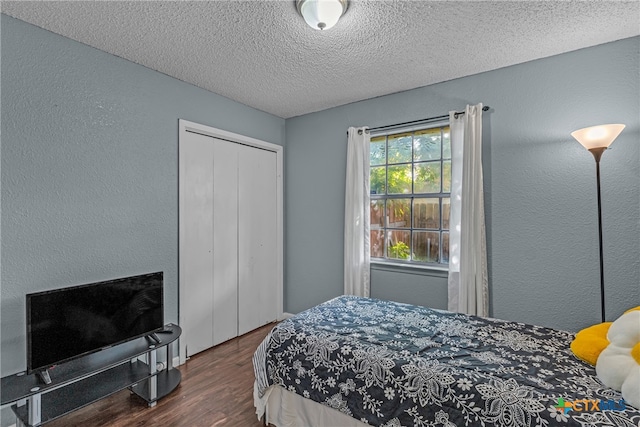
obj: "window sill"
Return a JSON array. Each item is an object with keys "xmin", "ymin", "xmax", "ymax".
[{"xmin": 370, "ymin": 261, "xmax": 449, "ymax": 277}]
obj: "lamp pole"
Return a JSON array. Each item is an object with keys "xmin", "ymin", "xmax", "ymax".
[{"xmin": 589, "ymin": 147, "xmax": 607, "ymax": 323}]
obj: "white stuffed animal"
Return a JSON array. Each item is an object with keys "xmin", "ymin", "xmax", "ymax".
[{"xmin": 596, "ymin": 308, "xmax": 640, "ymax": 409}]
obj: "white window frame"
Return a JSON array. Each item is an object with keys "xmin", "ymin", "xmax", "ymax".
[{"xmin": 369, "ymin": 121, "xmax": 451, "ymax": 269}]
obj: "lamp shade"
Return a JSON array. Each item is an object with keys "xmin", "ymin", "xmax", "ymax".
[
  {"xmin": 297, "ymin": 0, "xmax": 348, "ymax": 30},
  {"xmin": 571, "ymin": 124, "xmax": 625, "ymax": 150}
]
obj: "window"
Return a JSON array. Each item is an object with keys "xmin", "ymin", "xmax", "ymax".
[{"xmin": 369, "ymin": 124, "xmax": 450, "ymax": 266}]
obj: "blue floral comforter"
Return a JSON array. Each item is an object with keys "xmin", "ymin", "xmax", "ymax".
[{"xmin": 253, "ymin": 296, "xmax": 640, "ymax": 427}]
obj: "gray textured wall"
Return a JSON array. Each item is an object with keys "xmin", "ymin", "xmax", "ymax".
[
  {"xmin": 0, "ymin": 15, "xmax": 285, "ymax": 382},
  {"xmin": 285, "ymin": 36, "xmax": 639, "ymax": 332}
]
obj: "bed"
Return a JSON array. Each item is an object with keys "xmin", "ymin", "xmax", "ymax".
[{"xmin": 253, "ymin": 296, "xmax": 640, "ymax": 427}]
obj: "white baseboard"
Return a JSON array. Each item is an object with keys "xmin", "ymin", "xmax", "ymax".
[
  {"xmin": 172, "ymin": 355, "xmax": 182, "ymax": 367},
  {"xmin": 279, "ymin": 312, "xmax": 295, "ymax": 320}
]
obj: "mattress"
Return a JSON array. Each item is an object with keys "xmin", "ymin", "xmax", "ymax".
[{"xmin": 254, "ymin": 296, "xmax": 639, "ymax": 426}]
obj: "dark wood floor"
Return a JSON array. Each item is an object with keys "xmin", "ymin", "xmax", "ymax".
[{"xmin": 44, "ymin": 323, "xmax": 275, "ymax": 427}]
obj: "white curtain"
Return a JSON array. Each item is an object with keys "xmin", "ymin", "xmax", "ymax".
[
  {"xmin": 344, "ymin": 127, "xmax": 371, "ymax": 297},
  {"xmin": 448, "ymin": 104, "xmax": 489, "ymax": 316}
]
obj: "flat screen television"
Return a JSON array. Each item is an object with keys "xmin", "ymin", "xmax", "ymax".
[{"xmin": 26, "ymin": 272, "xmax": 164, "ymax": 376}]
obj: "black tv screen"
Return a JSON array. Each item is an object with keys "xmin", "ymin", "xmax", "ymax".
[{"xmin": 26, "ymin": 272, "xmax": 164, "ymax": 373}]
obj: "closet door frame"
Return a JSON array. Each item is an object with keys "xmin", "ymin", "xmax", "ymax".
[{"xmin": 178, "ymin": 119, "xmax": 284, "ymax": 365}]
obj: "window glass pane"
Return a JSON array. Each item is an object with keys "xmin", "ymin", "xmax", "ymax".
[
  {"xmin": 413, "ymin": 198, "xmax": 439, "ymax": 229},
  {"xmin": 442, "ymin": 198, "xmax": 450, "ymax": 230},
  {"xmin": 371, "ymin": 230, "xmax": 385, "ymax": 258},
  {"xmin": 370, "ymin": 166, "xmax": 386, "ymax": 195},
  {"xmin": 370, "ymin": 136, "xmax": 386, "ymax": 166},
  {"xmin": 443, "ymin": 160, "xmax": 451, "ymax": 193},
  {"xmin": 413, "ymin": 128, "xmax": 441, "ymax": 161},
  {"xmin": 413, "ymin": 162, "xmax": 441, "ymax": 193},
  {"xmin": 387, "ymin": 165, "xmax": 412, "ymax": 194},
  {"xmin": 442, "ymin": 232, "xmax": 449, "ymax": 263},
  {"xmin": 387, "ymin": 230, "xmax": 410, "ymax": 260},
  {"xmin": 368, "ymin": 124, "xmax": 450, "ymax": 266},
  {"xmin": 370, "ymin": 200, "xmax": 384, "ymax": 228},
  {"xmin": 443, "ymin": 127, "xmax": 451, "ymax": 159},
  {"xmin": 387, "ymin": 198, "xmax": 411, "ymax": 228},
  {"xmin": 413, "ymin": 231, "xmax": 440, "ymax": 262},
  {"xmin": 387, "ymin": 133, "xmax": 412, "ymax": 164}
]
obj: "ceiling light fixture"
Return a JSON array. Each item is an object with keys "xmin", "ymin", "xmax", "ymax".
[{"xmin": 296, "ymin": 0, "xmax": 348, "ymax": 31}]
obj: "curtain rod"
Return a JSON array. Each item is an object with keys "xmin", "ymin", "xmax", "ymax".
[{"xmin": 352, "ymin": 105, "xmax": 490, "ymax": 135}]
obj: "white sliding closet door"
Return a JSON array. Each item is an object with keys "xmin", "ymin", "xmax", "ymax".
[
  {"xmin": 212, "ymin": 138, "xmax": 239, "ymax": 345},
  {"xmin": 180, "ymin": 132, "xmax": 216, "ymax": 356},
  {"xmin": 238, "ymin": 144, "xmax": 278, "ymax": 335},
  {"xmin": 179, "ymin": 120, "xmax": 283, "ymax": 363}
]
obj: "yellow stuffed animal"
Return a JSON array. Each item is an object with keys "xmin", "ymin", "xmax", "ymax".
[
  {"xmin": 596, "ymin": 307, "xmax": 640, "ymax": 409},
  {"xmin": 571, "ymin": 307, "xmax": 640, "ymax": 366},
  {"xmin": 570, "ymin": 321, "xmax": 612, "ymax": 366}
]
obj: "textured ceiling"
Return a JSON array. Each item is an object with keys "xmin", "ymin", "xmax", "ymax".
[{"xmin": 2, "ymin": 1, "xmax": 639, "ymax": 119}]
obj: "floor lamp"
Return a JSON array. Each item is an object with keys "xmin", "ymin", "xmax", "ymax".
[{"xmin": 571, "ymin": 124, "xmax": 625, "ymax": 323}]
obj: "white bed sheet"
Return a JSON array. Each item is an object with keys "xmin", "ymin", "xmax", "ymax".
[{"xmin": 254, "ymin": 382, "xmax": 368, "ymax": 427}]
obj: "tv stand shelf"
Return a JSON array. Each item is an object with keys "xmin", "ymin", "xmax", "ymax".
[{"xmin": 1, "ymin": 324, "xmax": 181, "ymax": 427}]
